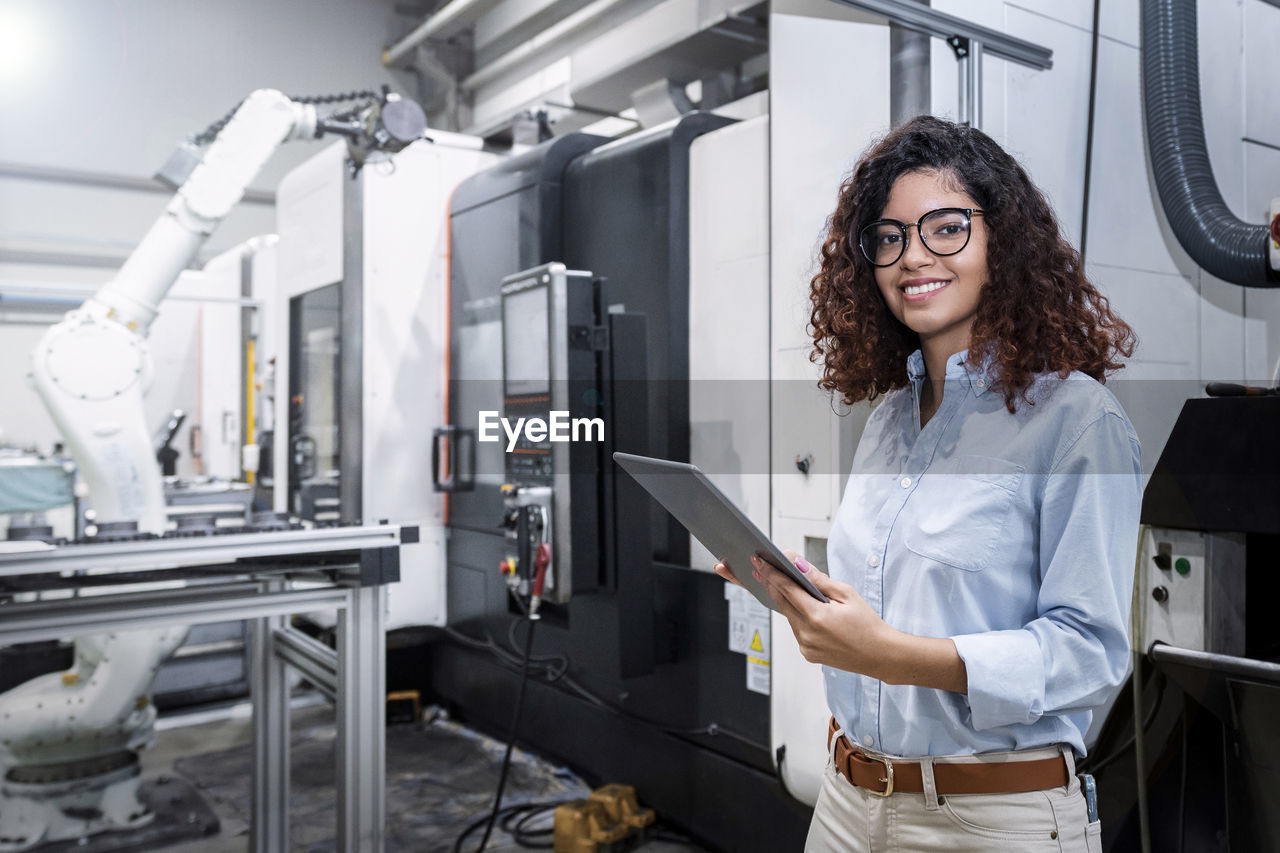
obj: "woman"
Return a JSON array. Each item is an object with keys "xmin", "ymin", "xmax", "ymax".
[{"xmin": 715, "ymin": 115, "xmax": 1141, "ymax": 851}]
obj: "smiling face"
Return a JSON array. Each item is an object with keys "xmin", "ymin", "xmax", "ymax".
[{"xmin": 873, "ymin": 169, "xmax": 989, "ymax": 360}]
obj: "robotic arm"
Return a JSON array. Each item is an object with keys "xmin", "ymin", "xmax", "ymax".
[
  {"xmin": 28, "ymin": 89, "xmax": 425, "ymax": 533},
  {"xmin": 2, "ymin": 90, "xmax": 426, "ymax": 851}
]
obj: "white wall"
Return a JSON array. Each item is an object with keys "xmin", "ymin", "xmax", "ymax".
[
  {"xmin": 925, "ymin": 0, "xmax": 1280, "ymax": 462},
  {"xmin": 0, "ymin": 0, "xmax": 408, "ymax": 262},
  {"xmin": 0, "ymin": 0, "xmax": 409, "ymax": 460}
]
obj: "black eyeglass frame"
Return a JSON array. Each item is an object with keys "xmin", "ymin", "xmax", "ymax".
[{"xmin": 854, "ymin": 208, "xmax": 985, "ymax": 268}]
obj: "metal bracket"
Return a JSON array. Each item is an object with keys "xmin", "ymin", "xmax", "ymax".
[
  {"xmin": 946, "ymin": 35, "xmax": 983, "ymax": 128},
  {"xmin": 359, "ymin": 546, "xmax": 401, "ymax": 586}
]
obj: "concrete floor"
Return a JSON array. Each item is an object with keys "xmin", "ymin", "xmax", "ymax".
[
  {"xmin": 139, "ymin": 697, "xmax": 705, "ymax": 853},
  {"xmin": 142, "ymin": 700, "xmax": 331, "ymax": 853}
]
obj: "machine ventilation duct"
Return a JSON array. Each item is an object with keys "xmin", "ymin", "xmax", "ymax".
[{"xmin": 1141, "ymin": 0, "xmax": 1279, "ymax": 287}]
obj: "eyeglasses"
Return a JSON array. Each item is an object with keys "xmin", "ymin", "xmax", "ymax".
[{"xmin": 855, "ymin": 208, "xmax": 984, "ymax": 267}]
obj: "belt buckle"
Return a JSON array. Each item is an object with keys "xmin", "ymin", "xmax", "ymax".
[{"xmin": 867, "ymin": 754, "xmax": 894, "ymax": 797}]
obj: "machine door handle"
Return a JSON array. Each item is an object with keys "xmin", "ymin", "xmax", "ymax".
[{"xmin": 432, "ymin": 426, "xmax": 475, "ymax": 493}]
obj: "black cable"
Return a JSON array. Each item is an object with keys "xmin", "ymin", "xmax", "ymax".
[
  {"xmin": 1177, "ymin": 697, "xmax": 1188, "ymax": 853},
  {"xmin": 1220, "ymin": 717, "xmax": 1232, "ymax": 850},
  {"xmin": 440, "ymin": 622, "xmax": 763, "ymax": 751},
  {"xmin": 191, "ymin": 90, "xmax": 383, "ymax": 145},
  {"xmin": 555, "ymin": 672, "xmax": 761, "ymax": 750},
  {"xmin": 1079, "ymin": 0, "xmax": 1102, "ymax": 262},
  {"xmin": 474, "ymin": 615, "xmax": 539, "ymax": 852},
  {"xmin": 650, "ymin": 826, "xmax": 697, "ymax": 845},
  {"xmin": 441, "ymin": 624, "xmax": 566, "ymax": 682},
  {"xmin": 508, "ymin": 617, "xmax": 569, "ymax": 680},
  {"xmin": 1080, "ymin": 670, "xmax": 1166, "ymax": 775},
  {"xmin": 510, "ymin": 804, "xmax": 557, "ymax": 848},
  {"xmin": 453, "ymin": 800, "xmax": 568, "ymax": 853}
]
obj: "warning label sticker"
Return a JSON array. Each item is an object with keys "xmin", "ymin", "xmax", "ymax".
[
  {"xmin": 746, "ymin": 658, "xmax": 770, "ymax": 695},
  {"xmin": 725, "ymin": 585, "xmax": 771, "ymax": 695}
]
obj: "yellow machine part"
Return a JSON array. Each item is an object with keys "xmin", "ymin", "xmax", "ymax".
[
  {"xmin": 553, "ymin": 784, "xmax": 658, "ymax": 852},
  {"xmin": 553, "ymin": 799, "xmax": 628, "ymax": 853},
  {"xmin": 588, "ymin": 784, "xmax": 656, "ymax": 830}
]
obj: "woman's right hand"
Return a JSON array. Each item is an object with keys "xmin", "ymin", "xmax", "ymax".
[{"xmin": 713, "ymin": 561, "xmax": 743, "ymax": 588}]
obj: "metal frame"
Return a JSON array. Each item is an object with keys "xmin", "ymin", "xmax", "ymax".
[
  {"xmin": 0, "ymin": 525, "xmax": 399, "ymax": 853},
  {"xmin": 828, "ymin": 0, "xmax": 1052, "ymax": 128},
  {"xmin": 0, "ymin": 524, "xmax": 402, "ymax": 578},
  {"xmin": 827, "ymin": 0, "xmax": 1052, "ymax": 69},
  {"xmin": 339, "ymin": 171, "xmax": 365, "ymax": 524}
]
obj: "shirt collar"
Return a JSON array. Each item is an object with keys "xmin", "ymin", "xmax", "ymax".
[{"xmin": 905, "ymin": 348, "xmax": 995, "ymax": 396}]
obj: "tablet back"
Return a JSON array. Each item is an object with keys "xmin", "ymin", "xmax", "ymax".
[{"xmin": 613, "ymin": 452, "xmax": 827, "ymax": 611}]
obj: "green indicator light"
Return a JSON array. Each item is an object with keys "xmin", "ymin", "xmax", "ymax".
[{"xmin": 1174, "ymin": 557, "xmax": 1191, "ymax": 576}]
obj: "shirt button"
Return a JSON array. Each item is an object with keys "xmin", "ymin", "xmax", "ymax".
[
  {"xmin": 862, "ymin": 735, "xmax": 874, "ymax": 747},
  {"xmin": 975, "ymin": 378, "xmax": 985, "ymax": 388},
  {"xmin": 867, "ymin": 554, "xmax": 880, "ymax": 568},
  {"xmin": 900, "ymin": 476, "xmax": 912, "ymax": 489}
]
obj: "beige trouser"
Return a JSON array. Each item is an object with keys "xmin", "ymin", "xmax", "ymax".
[{"xmin": 805, "ymin": 734, "xmax": 1103, "ymax": 852}]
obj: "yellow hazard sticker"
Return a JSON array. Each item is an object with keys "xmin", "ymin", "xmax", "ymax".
[{"xmin": 749, "ymin": 630, "xmax": 765, "ymax": 653}]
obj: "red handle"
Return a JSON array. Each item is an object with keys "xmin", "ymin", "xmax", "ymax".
[{"xmin": 532, "ymin": 543, "xmax": 551, "ymax": 597}]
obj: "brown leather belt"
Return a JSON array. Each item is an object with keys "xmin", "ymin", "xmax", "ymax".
[{"xmin": 827, "ymin": 717, "xmax": 1069, "ymax": 797}]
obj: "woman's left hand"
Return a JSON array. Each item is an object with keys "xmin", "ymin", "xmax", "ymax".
[{"xmin": 752, "ymin": 550, "xmax": 896, "ymax": 678}]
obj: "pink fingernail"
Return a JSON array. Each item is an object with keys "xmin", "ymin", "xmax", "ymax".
[
  {"xmin": 752, "ymin": 570, "xmax": 761, "ymax": 581},
  {"xmin": 797, "ymin": 558, "xmax": 812, "ymax": 573}
]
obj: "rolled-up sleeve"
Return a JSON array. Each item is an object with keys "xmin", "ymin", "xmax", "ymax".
[{"xmin": 951, "ymin": 412, "xmax": 1142, "ymax": 732}]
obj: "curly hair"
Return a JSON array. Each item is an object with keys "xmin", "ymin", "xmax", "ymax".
[{"xmin": 808, "ymin": 115, "xmax": 1136, "ymax": 412}]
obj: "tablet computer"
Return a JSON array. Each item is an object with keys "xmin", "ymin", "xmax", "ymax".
[{"xmin": 613, "ymin": 451, "xmax": 829, "ymax": 613}]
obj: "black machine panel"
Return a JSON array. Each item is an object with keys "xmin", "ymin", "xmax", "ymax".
[
  {"xmin": 1141, "ymin": 396, "xmax": 1280, "ymax": 534},
  {"xmin": 563, "ymin": 112, "xmax": 735, "ymax": 565},
  {"xmin": 1091, "ymin": 394, "xmax": 1280, "ymax": 852},
  {"xmin": 434, "ymin": 115, "xmax": 810, "ymax": 849},
  {"xmin": 446, "ymin": 133, "xmax": 607, "ymax": 532}
]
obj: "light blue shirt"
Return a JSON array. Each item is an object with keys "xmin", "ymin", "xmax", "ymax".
[{"xmin": 825, "ymin": 349, "xmax": 1142, "ymax": 758}]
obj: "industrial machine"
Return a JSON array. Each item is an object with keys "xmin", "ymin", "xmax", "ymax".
[
  {"xmin": 431, "ymin": 111, "xmax": 814, "ymax": 850},
  {"xmin": 1087, "ymin": 394, "xmax": 1280, "ymax": 852},
  {"xmin": 272, "ymin": 129, "xmax": 500, "ymax": 630},
  {"xmin": 1, "ymin": 88, "xmax": 427, "ymax": 851}
]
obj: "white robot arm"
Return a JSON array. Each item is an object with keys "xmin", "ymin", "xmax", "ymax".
[
  {"xmin": 2, "ymin": 89, "xmax": 425, "ymax": 852},
  {"xmin": 28, "ymin": 89, "xmax": 424, "ymax": 534},
  {"xmin": 29, "ymin": 90, "xmax": 315, "ymax": 533}
]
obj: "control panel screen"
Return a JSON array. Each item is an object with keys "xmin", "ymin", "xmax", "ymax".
[{"xmin": 503, "ymin": 285, "xmax": 550, "ymax": 396}]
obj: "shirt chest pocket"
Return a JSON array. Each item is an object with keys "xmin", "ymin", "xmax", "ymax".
[{"xmin": 901, "ymin": 455, "xmax": 1025, "ymax": 572}]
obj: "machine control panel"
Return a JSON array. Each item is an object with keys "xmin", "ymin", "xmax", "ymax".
[
  {"xmin": 1138, "ymin": 527, "xmax": 1207, "ymax": 651},
  {"xmin": 1137, "ymin": 526, "xmax": 1246, "ymax": 655},
  {"xmin": 498, "ymin": 264, "xmax": 606, "ymax": 605}
]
